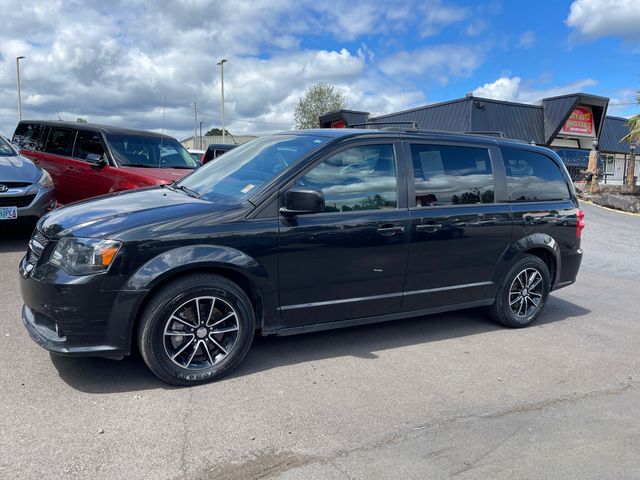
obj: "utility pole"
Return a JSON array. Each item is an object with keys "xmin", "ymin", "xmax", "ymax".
[
  {"xmin": 217, "ymin": 58, "xmax": 227, "ymax": 144},
  {"xmin": 194, "ymin": 101, "xmax": 197, "ymax": 150},
  {"xmin": 16, "ymin": 56, "xmax": 26, "ymax": 121},
  {"xmin": 199, "ymin": 121, "xmax": 204, "ymax": 150}
]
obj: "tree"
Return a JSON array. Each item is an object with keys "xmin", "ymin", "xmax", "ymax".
[
  {"xmin": 294, "ymin": 83, "xmax": 347, "ymax": 129},
  {"xmin": 204, "ymin": 127, "xmax": 231, "ymax": 136}
]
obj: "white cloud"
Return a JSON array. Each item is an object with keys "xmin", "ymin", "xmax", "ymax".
[
  {"xmin": 0, "ymin": 1, "xmax": 482, "ymax": 139},
  {"xmin": 518, "ymin": 31, "xmax": 536, "ymax": 48},
  {"xmin": 474, "ymin": 77, "xmax": 523, "ymax": 101},
  {"xmin": 379, "ymin": 45, "xmax": 484, "ymax": 85},
  {"xmin": 566, "ymin": 0, "xmax": 640, "ymax": 40},
  {"xmin": 473, "ymin": 76, "xmax": 601, "ymax": 104},
  {"xmin": 419, "ymin": 1, "xmax": 468, "ymax": 37}
]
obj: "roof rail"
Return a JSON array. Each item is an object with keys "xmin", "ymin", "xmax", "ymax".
[
  {"xmin": 464, "ymin": 130, "xmax": 506, "ymax": 138},
  {"xmin": 348, "ymin": 121, "xmax": 420, "ymax": 129}
]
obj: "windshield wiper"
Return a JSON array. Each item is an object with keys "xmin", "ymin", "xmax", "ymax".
[{"xmin": 169, "ymin": 182, "xmax": 201, "ymax": 199}]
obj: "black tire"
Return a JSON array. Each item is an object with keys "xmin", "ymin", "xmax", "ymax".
[
  {"xmin": 137, "ymin": 273, "xmax": 255, "ymax": 386},
  {"xmin": 489, "ymin": 254, "xmax": 551, "ymax": 328}
]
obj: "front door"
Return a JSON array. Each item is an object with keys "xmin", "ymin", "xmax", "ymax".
[
  {"xmin": 278, "ymin": 142, "xmax": 410, "ymax": 328},
  {"xmin": 63, "ymin": 129, "xmax": 118, "ymax": 203},
  {"xmin": 402, "ymin": 142, "xmax": 512, "ymax": 311}
]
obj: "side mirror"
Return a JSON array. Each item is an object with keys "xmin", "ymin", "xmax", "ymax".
[
  {"xmin": 86, "ymin": 153, "xmax": 107, "ymax": 167},
  {"xmin": 280, "ymin": 187, "xmax": 325, "ymax": 216}
]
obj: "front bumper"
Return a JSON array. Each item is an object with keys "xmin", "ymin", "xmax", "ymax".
[
  {"xmin": 1, "ymin": 184, "xmax": 57, "ymax": 219},
  {"xmin": 19, "ymin": 255, "xmax": 143, "ymax": 359}
]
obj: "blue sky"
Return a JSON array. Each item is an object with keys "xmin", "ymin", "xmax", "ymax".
[{"xmin": 0, "ymin": 0, "xmax": 638, "ymax": 139}]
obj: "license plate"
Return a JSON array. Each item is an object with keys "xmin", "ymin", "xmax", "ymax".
[{"xmin": 0, "ymin": 206, "xmax": 18, "ymax": 220}]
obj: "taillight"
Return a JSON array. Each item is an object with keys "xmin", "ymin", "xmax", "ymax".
[
  {"xmin": 576, "ymin": 208, "xmax": 585, "ymax": 239},
  {"xmin": 201, "ymin": 154, "xmax": 205, "ymax": 165}
]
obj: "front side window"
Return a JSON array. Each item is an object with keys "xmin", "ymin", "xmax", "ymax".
[
  {"xmin": 296, "ymin": 144, "xmax": 397, "ymax": 212},
  {"xmin": 501, "ymin": 148, "xmax": 570, "ymax": 202},
  {"xmin": 44, "ymin": 128, "xmax": 75, "ymax": 157},
  {"xmin": 73, "ymin": 131, "xmax": 106, "ymax": 161},
  {"xmin": 411, "ymin": 144, "xmax": 494, "ymax": 207},
  {"xmin": 105, "ymin": 133, "xmax": 197, "ymax": 169}
]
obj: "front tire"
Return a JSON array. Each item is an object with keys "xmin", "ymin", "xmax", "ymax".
[
  {"xmin": 137, "ymin": 273, "xmax": 255, "ymax": 385},
  {"xmin": 489, "ymin": 255, "xmax": 550, "ymax": 328}
]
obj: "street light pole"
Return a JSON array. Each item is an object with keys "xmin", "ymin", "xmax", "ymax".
[
  {"xmin": 217, "ymin": 58, "xmax": 227, "ymax": 144},
  {"xmin": 16, "ymin": 56, "xmax": 26, "ymax": 121}
]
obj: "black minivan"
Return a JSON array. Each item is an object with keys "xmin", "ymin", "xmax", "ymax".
[{"xmin": 19, "ymin": 129, "xmax": 584, "ymax": 385}]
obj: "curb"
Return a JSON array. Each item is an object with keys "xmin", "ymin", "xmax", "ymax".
[{"xmin": 579, "ymin": 199, "xmax": 640, "ymax": 218}]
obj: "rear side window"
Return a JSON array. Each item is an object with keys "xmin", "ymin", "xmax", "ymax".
[
  {"xmin": 13, "ymin": 123, "xmax": 44, "ymax": 151},
  {"xmin": 501, "ymin": 148, "xmax": 570, "ymax": 202},
  {"xmin": 73, "ymin": 131, "xmax": 106, "ymax": 161},
  {"xmin": 44, "ymin": 128, "xmax": 75, "ymax": 157},
  {"xmin": 410, "ymin": 144, "xmax": 494, "ymax": 207}
]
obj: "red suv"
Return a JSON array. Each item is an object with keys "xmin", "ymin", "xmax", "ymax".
[{"xmin": 12, "ymin": 121, "xmax": 198, "ymax": 205}]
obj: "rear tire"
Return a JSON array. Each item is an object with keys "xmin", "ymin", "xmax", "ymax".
[
  {"xmin": 137, "ymin": 273, "xmax": 255, "ymax": 386},
  {"xmin": 489, "ymin": 255, "xmax": 550, "ymax": 328}
]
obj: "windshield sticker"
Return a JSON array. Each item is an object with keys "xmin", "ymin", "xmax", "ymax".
[{"xmin": 241, "ymin": 184, "xmax": 256, "ymax": 194}]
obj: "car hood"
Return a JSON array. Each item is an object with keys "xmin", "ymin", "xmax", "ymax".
[
  {"xmin": 38, "ymin": 186, "xmax": 246, "ymax": 239},
  {"xmin": 0, "ymin": 154, "xmax": 41, "ymax": 184}
]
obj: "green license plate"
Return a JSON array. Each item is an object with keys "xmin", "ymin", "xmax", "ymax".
[{"xmin": 0, "ymin": 206, "xmax": 18, "ymax": 220}]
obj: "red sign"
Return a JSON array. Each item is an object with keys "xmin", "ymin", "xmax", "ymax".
[{"xmin": 561, "ymin": 106, "xmax": 594, "ymax": 136}]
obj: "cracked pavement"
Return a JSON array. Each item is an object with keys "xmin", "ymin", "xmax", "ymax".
[{"xmin": 1, "ymin": 202, "xmax": 639, "ymax": 479}]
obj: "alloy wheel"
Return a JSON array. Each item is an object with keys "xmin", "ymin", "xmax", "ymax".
[
  {"xmin": 508, "ymin": 268, "xmax": 544, "ymax": 318},
  {"xmin": 163, "ymin": 296, "xmax": 240, "ymax": 370}
]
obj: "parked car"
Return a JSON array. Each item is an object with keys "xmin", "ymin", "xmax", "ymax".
[
  {"xmin": 12, "ymin": 121, "xmax": 198, "ymax": 205},
  {"xmin": 202, "ymin": 143, "xmax": 237, "ymax": 164},
  {"xmin": 19, "ymin": 129, "xmax": 584, "ymax": 385},
  {"xmin": 0, "ymin": 134, "xmax": 56, "ymax": 221},
  {"xmin": 187, "ymin": 148, "xmax": 205, "ymax": 163}
]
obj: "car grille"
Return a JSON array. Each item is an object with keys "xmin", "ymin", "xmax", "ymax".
[
  {"xmin": 0, "ymin": 195, "xmax": 35, "ymax": 207},
  {"xmin": 0, "ymin": 182, "xmax": 31, "ymax": 188},
  {"xmin": 27, "ymin": 230, "xmax": 50, "ymax": 267}
]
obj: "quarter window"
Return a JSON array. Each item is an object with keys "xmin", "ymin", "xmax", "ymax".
[
  {"xmin": 73, "ymin": 131, "xmax": 106, "ymax": 161},
  {"xmin": 501, "ymin": 148, "xmax": 570, "ymax": 202},
  {"xmin": 411, "ymin": 144, "xmax": 494, "ymax": 207},
  {"xmin": 13, "ymin": 123, "xmax": 44, "ymax": 151},
  {"xmin": 296, "ymin": 144, "xmax": 398, "ymax": 212},
  {"xmin": 44, "ymin": 128, "xmax": 75, "ymax": 157}
]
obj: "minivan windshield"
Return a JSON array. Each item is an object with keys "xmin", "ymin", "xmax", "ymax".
[
  {"xmin": 177, "ymin": 134, "xmax": 330, "ymax": 203},
  {"xmin": 105, "ymin": 133, "xmax": 198, "ymax": 169},
  {"xmin": 0, "ymin": 136, "xmax": 16, "ymax": 156}
]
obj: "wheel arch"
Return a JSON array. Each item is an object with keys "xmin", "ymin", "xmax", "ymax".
[
  {"xmin": 120, "ymin": 245, "xmax": 271, "ymax": 355},
  {"xmin": 495, "ymin": 233, "xmax": 561, "ymax": 290}
]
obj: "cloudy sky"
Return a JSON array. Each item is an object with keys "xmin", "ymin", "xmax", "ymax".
[{"xmin": 0, "ymin": 0, "xmax": 638, "ymax": 140}]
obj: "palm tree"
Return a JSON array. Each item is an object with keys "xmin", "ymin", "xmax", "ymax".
[{"xmin": 623, "ymin": 92, "xmax": 639, "ymax": 186}]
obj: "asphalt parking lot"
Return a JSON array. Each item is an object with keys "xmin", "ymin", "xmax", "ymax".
[{"xmin": 1, "ymin": 202, "xmax": 639, "ymax": 480}]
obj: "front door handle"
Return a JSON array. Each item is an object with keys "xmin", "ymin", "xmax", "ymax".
[{"xmin": 376, "ymin": 225, "xmax": 405, "ymax": 236}]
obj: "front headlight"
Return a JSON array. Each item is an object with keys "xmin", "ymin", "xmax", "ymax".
[
  {"xmin": 38, "ymin": 169, "xmax": 54, "ymax": 188},
  {"xmin": 50, "ymin": 237, "xmax": 122, "ymax": 275}
]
